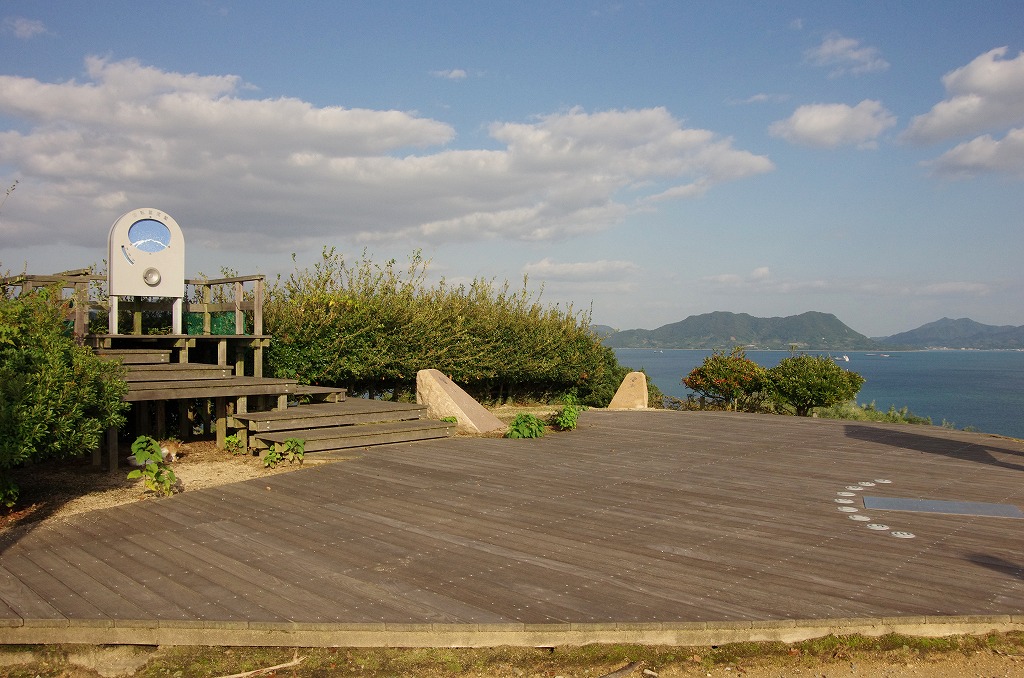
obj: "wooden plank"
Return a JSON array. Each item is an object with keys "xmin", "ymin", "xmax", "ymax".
[
  {"xmin": 125, "ymin": 377, "xmax": 298, "ymax": 401},
  {"xmin": 256, "ymin": 420, "xmax": 454, "ymax": 451},
  {"xmin": 95, "ymin": 349, "xmax": 172, "ymax": 364},
  {"xmin": 3, "ymin": 410, "xmax": 1024, "ymax": 628},
  {"xmin": 236, "ymin": 401, "xmax": 424, "ymax": 433},
  {"xmin": 125, "ymin": 364, "xmax": 233, "ymax": 382},
  {"xmin": 0, "ymin": 562, "xmax": 65, "ymax": 622}
]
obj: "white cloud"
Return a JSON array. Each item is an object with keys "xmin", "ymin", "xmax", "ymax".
[
  {"xmin": 914, "ymin": 281, "xmax": 990, "ymax": 296},
  {"xmin": 904, "ymin": 47, "xmax": 1024, "ymax": 144},
  {"xmin": 430, "ymin": 69, "xmax": 468, "ymax": 80},
  {"xmin": 926, "ymin": 127, "xmax": 1024, "ymax": 177},
  {"xmin": 703, "ymin": 267, "xmax": 775, "ymax": 288},
  {"xmin": 4, "ymin": 17, "xmax": 47, "ymax": 39},
  {"xmin": 805, "ymin": 33, "xmax": 889, "ymax": 77},
  {"xmin": 0, "ymin": 58, "xmax": 772, "ymax": 253},
  {"xmin": 728, "ymin": 93, "xmax": 789, "ymax": 106},
  {"xmin": 702, "ymin": 269, "xmax": 991, "ymax": 299},
  {"xmin": 522, "ymin": 257, "xmax": 637, "ymax": 281},
  {"xmin": 769, "ymin": 100, "xmax": 896, "ymax": 149}
]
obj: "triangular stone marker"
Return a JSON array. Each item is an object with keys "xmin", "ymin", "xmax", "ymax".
[
  {"xmin": 607, "ymin": 371, "xmax": 649, "ymax": 410},
  {"xmin": 416, "ymin": 369, "xmax": 507, "ymax": 434}
]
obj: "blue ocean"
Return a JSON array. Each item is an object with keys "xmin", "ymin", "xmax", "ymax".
[{"xmin": 614, "ymin": 348, "xmax": 1024, "ymax": 440}]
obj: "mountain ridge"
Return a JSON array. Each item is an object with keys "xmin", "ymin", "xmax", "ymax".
[{"xmin": 597, "ymin": 313, "xmax": 1024, "ymax": 350}]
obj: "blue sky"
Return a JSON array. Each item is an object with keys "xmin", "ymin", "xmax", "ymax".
[{"xmin": 2, "ymin": 1, "xmax": 1023, "ymax": 336}]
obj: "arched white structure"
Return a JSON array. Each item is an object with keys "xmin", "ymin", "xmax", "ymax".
[{"xmin": 107, "ymin": 208, "xmax": 186, "ymax": 334}]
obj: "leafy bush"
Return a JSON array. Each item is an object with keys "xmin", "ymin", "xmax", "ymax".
[
  {"xmin": 126, "ymin": 435, "xmax": 178, "ymax": 496},
  {"xmin": 682, "ymin": 347, "xmax": 772, "ymax": 411},
  {"xmin": 506, "ymin": 413, "xmax": 545, "ymax": 439},
  {"xmin": 550, "ymin": 392, "xmax": 585, "ymax": 431},
  {"xmin": 816, "ymin": 400, "xmax": 931, "ymax": 425},
  {"xmin": 264, "ymin": 437, "xmax": 305, "ymax": 468},
  {"xmin": 264, "ymin": 249, "xmax": 624, "ymax": 406},
  {"xmin": 224, "ymin": 434, "xmax": 245, "ymax": 455},
  {"xmin": 0, "ymin": 285, "xmax": 129, "ymax": 505},
  {"xmin": 767, "ymin": 354, "xmax": 865, "ymax": 416}
]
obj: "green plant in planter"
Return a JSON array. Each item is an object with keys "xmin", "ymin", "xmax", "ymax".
[
  {"xmin": 506, "ymin": 413, "xmax": 545, "ymax": 439},
  {"xmin": 127, "ymin": 435, "xmax": 178, "ymax": 497},
  {"xmin": 264, "ymin": 437, "xmax": 305, "ymax": 468}
]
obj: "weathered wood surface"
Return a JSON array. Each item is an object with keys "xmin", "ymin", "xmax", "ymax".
[
  {"xmin": 258, "ymin": 419, "xmax": 456, "ymax": 452},
  {"xmin": 124, "ymin": 377, "xmax": 298, "ymax": 402},
  {"xmin": 1, "ymin": 411, "xmax": 1022, "ymax": 627},
  {"xmin": 236, "ymin": 401, "xmax": 426, "ymax": 433}
]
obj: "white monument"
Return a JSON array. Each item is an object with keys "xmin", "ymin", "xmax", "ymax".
[{"xmin": 107, "ymin": 208, "xmax": 185, "ymax": 334}]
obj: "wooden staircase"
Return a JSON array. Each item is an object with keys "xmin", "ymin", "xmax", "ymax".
[
  {"xmin": 234, "ymin": 400, "xmax": 455, "ymax": 455},
  {"xmin": 96, "ymin": 346, "xmax": 455, "ymax": 460}
]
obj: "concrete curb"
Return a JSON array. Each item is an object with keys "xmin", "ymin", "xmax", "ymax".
[{"xmin": 0, "ymin": 616, "xmax": 1020, "ymax": 647}]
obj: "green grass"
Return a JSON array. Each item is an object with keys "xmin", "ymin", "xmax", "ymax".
[
  {"xmin": 0, "ymin": 633, "xmax": 1021, "ymax": 677},
  {"xmin": 813, "ymin": 400, "xmax": 933, "ymax": 425}
]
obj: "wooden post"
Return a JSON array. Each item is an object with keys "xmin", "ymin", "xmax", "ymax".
[
  {"xmin": 73, "ymin": 281, "xmax": 88, "ymax": 342},
  {"xmin": 234, "ymin": 280, "xmax": 243, "ymax": 335},
  {"xmin": 155, "ymin": 400, "xmax": 166, "ymax": 440},
  {"xmin": 254, "ymin": 277, "xmax": 263, "ymax": 335},
  {"xmin": 178, "ymin": 401, "xmax": 190, "ymax": 440},
  {"xmin": 107, "ymin": 426, "xmax": 119, "ymax": 470},
  {"xmin": 215, "ymin": 397, "xmax": 227, "ymax": 448},
  {"xmin": 202, "ymin": 284, "xmax": 212, "ymax": 334}
]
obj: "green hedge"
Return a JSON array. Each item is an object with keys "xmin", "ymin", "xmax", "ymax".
[
  {"xmin": 0, "ymin": 286, "xmax": 129, "ymax": 506},
  {"xmin": 264, "ymin": 249, "xmax": 629, "ymax": 406}
]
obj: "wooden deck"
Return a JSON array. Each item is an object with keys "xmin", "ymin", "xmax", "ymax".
[{"xmin": 0, "ymin": 410, "xmax": 1021, "ymax": 647}]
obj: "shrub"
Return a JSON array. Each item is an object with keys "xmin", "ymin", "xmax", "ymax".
[
  {"xmin": 550, "ymin": 392, "xmax": 585, "ymax": 431},
  {"xmin": 682, "ymin": 347, "xmax": 771, "ymax": 411},
  {"xmin": 264, "ymin": 249, "xmax": 625, "ymax": 406},
  {"xmin": 127, "ymin": 435, "xmax": 178, "ymax": 497},
  {"xmin": 0, "ymin": 285, "xmax": 129, "ymax": 505},
  {"xmin": 506, "ymin": 413, "xmax": 545, "ymax": 439},
  {"xmin": 264, "ymin": 437, "xmax": 305, "ymax": 468},
  {"xmin": 768, "ymin": 354, "xmax": 865, "ymax": 416}
]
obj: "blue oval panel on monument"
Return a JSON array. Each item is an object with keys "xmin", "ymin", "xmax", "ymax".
[{"xmin": 127, "ymin": 219, "xmax": 172, "ymax": 253}]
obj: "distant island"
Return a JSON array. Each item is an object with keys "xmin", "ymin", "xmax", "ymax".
[{"xmin": 595, "ymin": 312, "xmax": 1024, "ymax": 351}]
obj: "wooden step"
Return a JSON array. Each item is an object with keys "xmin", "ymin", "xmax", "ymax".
[
  {"xmin": 292, "ymin": 385, "xmax": 347, "ymax": 403},
  {"xmin": 126, "ymin": 377, "xmax": 298, "ymax": 402},
  {"xmin": 234, "ymin": 400, "xmax": 424, "ymax": 433},
  {"xmin": 95, "ymin": 348, "xmax": 173, "ymax": 364},
  {"xmin": 124, "ymin": 363, "xmax": 234, "ymax": 382},
  {"xmin": 255, "ymin": 419, "xmax": 455, "ymax": 453}
]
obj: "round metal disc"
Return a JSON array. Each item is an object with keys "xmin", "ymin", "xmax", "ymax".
[
  {"xmin": 845, "ymin": 486, "xmax": 864, "ymax": 491},
  {"xmin": 835, "ymin": 498, "xmax": 855, "ymax": 504},
  {"xmin": 891, "ymin": 531, "xmax": 916, "ymax": 538},
  {"xmin": 849, "ymin": 515, "xmax": 871, "ymax": 522},
  {"xmin": 837, "ymin": 492, "xmax": 857, "ymax": 497},
  {"xmin": 867, "ymin": 524, "xmax": 889, "ymax": 530},
  {"xmin": 837, "ymin": 506, "xmax": 859, "ymax": 513},
  {"xmin": 858, "ymin": 481, "xmax": 876, "ymax": 486},
  {"xmin": 874, "ymin": 479, "xmax": 892, "ymax": 484}
]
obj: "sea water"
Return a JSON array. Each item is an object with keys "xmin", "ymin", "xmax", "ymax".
[{"xmin": 614, "ymin": 348, "xmax": 1024, "ymax": 439}]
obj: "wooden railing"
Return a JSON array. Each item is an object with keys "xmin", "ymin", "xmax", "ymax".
[{"xmin": 0, "ymin": 269, "xmax": 105, "ymax": 342}]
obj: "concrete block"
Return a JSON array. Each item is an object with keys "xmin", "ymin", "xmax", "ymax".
[
  {"xmin": 607, "ymin": 371, "xmax": 648, "ymax": 410},
  {"xmin": 416, "ymin": 369, "xmax": 506, "ymax": 434}
]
